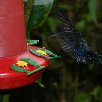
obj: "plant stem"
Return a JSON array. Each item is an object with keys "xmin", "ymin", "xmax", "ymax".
[
  {"xmin": 24, "ymin": 0, "xmax": 34, "ymax": 40},
  {"xmin": 2, "ymin": 95, "xmax": 9, "ymax": 102},
  {"xmin": 24, "ymin": 0, "xmax": 34, "ymax": 28},
  {"xmin": 0, "ymin": 95, "xmax": 3, "ymax": 102}
]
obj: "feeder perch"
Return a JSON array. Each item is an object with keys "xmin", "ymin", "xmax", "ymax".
[{"xmin": 0, "ymin": 0, "xmax": 59, "ymax": 89}]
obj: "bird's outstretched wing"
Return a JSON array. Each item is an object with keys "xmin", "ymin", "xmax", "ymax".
[{"xmin": 54, "ymin": 8, "xmax": 102, "ymax": 64}]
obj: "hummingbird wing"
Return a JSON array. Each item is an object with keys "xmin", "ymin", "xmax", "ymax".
[
  {"xmin": 54, "ymin": 8, "xmax": 89, "ymax": 62},
  {"xmin": 54, "ymin": 8, "xmax": 102, "ymax": 64}
]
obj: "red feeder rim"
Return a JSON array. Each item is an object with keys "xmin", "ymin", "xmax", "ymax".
[{"xmin": 0, "ymin": 0, "xmax": 51, "ymax": 89}]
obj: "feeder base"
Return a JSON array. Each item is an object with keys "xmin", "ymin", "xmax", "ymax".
[{"xmin": 0, "ymin": 46, "xmax": 50, "ymax": 89}]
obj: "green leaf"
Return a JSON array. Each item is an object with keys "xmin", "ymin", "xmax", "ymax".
[
  {"xmin": 36, "ymin": 77, "xmax": 45, "ymax": 88},
  {"xmin": 27, "ymin": 0, "xmax": 54, "ymax": 30},
  {"xmin": 59, "ymin": 4, "xmax": 72, "ymax": 10},
  {"xmin": 91, "ymin": 86, "xmax": 102, "ymax": 101},
  {"xmin": 74, "ymin": 92, "xmax": 90, "ymax": 102},
  {"xmin": 47, "ymin": 17, "xmax": 58, "ymax": 31},
  {"xmin": 76, "ymin": 20, "xmax": 86, "ymax": 31},
  {"xmin": 2, "ymin": 95, "xmax": 10, "ymax": 102},
  {"xmin": 88, "ymin": 0, "xmax": 98, "ymax": 24},
  {"xmin": 91, "ymin": 86, "xmax": 100, "ymax": 97}
]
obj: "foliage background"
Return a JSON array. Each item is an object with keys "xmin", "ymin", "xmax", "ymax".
[{"xmin": 5, "ymin": 0, "xmax": 102, "ymax": 102}]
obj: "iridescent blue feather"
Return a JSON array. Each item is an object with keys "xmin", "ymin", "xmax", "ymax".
[{"xmin": 54, "ymin": 9, "xmax": 102, "ymax": 64}]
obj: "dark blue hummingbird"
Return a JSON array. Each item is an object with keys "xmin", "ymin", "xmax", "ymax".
[{"xmin": 54, "ymin": 8, "xmax": 102, "ymax": 64}]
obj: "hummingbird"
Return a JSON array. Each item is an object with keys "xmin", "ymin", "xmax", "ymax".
[{"xmin": 53, "ymin": 8, "xmax": 102, "ymax": 64}]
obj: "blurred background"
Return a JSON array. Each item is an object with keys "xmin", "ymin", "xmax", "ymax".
[{"xmin": 2, "ymin": 0, "xmax": 102, "ymax": 102}]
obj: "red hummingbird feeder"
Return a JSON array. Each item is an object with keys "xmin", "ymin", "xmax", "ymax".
[{"xmin": 0, "ymin": 0, "xmax": 60, "ymax": 89}]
